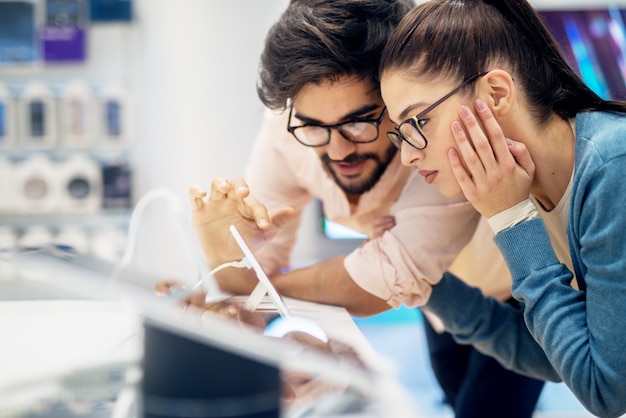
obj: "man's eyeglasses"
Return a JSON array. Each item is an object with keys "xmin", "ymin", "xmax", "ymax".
[
  {"xmin": 287, "ymin": 106, "xmax": 387, "ymax": 147},
  {"xmin": 387, "ymin": 71, "xmax": 488, "ymax": 151}
]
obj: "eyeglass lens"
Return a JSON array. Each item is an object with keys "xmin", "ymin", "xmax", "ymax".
[
  {"xmin": 399, "ymin": 121, "xmax": 426, "ymax": 149},
  {"xmin": 293, "ymin": 121, "xmax": 378, "ymax": 146}
]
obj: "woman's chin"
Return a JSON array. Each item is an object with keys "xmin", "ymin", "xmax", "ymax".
[{"xmin": 435, "ymin": 181, "xmax": 464, "ymax": 198}]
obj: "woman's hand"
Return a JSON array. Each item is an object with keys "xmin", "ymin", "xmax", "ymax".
[{"xmin": 448, "ymin": 99, "xmax": 535, "ymax": 218}]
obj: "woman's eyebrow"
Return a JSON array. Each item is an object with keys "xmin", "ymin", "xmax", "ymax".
[{"xmin": 397, "ymin": 102, "xmax": 426, "ymax": 123}]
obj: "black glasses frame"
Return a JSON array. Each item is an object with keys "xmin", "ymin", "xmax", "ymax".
[
  {"xmin": 287, "ymin": 106, "xmax": 387, "ymax": 147},
  {"xmin": 387, "ymin": 71, "xmax": 488, "ymax": 151}
]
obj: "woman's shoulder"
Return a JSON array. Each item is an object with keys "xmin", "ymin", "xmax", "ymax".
[
  {"xmin": 576, "ymin": 109, "xmax": 626, "ymax": 131},
  {"xmin": 575, "ymin": 111, "xmax": 626, "ymax": 161}
]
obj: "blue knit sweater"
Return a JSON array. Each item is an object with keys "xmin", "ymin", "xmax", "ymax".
[{"xmin": 425, "ymin": 111, "xmax": 626, "ymax": 418}]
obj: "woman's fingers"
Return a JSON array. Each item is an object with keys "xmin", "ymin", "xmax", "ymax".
[
  {"xmin": 473, "ymin": 100, "xmax": 512, "ymax": 165},
  {"xmin": 449, "ymin": 100, "xmax": 535, "ymax": 217},
  {"xmin": 449, "ymin": 119, "xmax": 479, "ymax": 191},
  {"xmin": 505, "ymin": 137, "xmax": 535, "ymax": 179}
]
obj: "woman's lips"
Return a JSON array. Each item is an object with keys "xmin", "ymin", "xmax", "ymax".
[{"xmin": 419, "ymin": 169, "xmax": 438, "ymax": 184}]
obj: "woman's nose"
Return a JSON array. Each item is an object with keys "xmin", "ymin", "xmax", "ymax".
[{"xmin": 400, "ymin": 141, "xmax": 424, "ymax": 167}]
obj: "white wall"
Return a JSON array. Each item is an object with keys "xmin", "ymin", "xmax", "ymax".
[{"xmin": 127, "ymin": 0, "xmax": 291, "ymax": 280}]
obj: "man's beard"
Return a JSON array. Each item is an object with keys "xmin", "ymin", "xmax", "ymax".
[{"xmin": 321, "ymin": 144, "xmax": 397, "ymax": 195}]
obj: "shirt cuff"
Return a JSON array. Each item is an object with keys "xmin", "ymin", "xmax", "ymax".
[{"xmin": 487, "ymin": 199, "xmax": 539, "ymax": 235}]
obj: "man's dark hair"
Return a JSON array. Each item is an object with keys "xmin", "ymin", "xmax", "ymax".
[{"xmin": 257, "ymin": 0, "xmax": 414, "ymax": 110}]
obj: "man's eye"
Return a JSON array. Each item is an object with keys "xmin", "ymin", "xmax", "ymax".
[{"xmin": 417, "ymin": 118, "xmax": 428, "ymax": 128}]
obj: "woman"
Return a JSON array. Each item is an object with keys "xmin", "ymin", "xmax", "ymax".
[{"xmin": 379, "ymin": 1, "xmax": 626, "ymax": 417}]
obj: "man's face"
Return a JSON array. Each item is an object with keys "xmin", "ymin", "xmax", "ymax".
[{"xmin": 290, "ymin": 75, "xmax": 397, "ymax": 196}]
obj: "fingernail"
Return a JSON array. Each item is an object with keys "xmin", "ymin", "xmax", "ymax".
[
  {"xmin": 259, "ymin": 219, "xmax": 269, "ymax": 228},
  {"xmin": 460, "ymin": 106, "xmax": 471, "ymax": 117},
  {"xmin": 475, "ymin": 99, "xmax": 487, "ymax": 111},
  {"xmin": 505, "ymin": 137, "xmax": 514, "ymax": 146},
  {"xmin": 452, "ymin": 121, "xmax": 463, "ymax": 134}
]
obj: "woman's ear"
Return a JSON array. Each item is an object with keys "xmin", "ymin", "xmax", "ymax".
[{"xmin": 479, "ymin": 70, "xmax": 515, "ymax": 116}]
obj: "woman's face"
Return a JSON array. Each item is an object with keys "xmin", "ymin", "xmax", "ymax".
[{"xmin": 381, "ymin": 71, "xmax": 476, "ymax": 197}]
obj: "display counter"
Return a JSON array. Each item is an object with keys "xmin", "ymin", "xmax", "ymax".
[{"xmin": 0, "ymin": 251, "xmax": 418, "ymax": 418}]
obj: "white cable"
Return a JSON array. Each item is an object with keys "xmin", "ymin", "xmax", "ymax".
[
  {"xmin": 190, "ymin": 258, "xmax": 251, "ymax": 292},
  {"xmin": 115, "ymin": 188, "xmax": 179, "ymax": 273},
  {"xmin": 111, "ymin": 188, "xmax": 225, "ymax": 300}
]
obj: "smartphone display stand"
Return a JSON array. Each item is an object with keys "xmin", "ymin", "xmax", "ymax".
[{"xmin": 228, "ymin": 224, "xmax": 291, "ymax": 318}]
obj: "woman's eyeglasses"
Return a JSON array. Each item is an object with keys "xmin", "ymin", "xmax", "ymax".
[{"xmin": 387, "ymin": 71, "xmax": 488, "ymax": 151}]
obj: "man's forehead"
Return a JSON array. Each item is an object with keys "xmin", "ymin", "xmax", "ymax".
[
  {"xmin": 306, "ymin": 74, "xmax": 376, "ymax": 92},
  {"xmin": 293, "ymin": 77, "xmax": 383, "ymax": 122}
]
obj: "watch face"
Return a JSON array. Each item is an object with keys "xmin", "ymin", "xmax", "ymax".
[
  {"xmin": 68, "ymin": 177, "xmax": 90, "ymax": 199},
  {"xmin": 29, "ymin": 100, "xmax": 45, "ymax": 138},
  {"xmin": 46, "ymin": 0, "xmax": 84, "ymax": 28},
  {"xmin": 24, "ymin": 177, "xmax": 48, "ymax": 200}
]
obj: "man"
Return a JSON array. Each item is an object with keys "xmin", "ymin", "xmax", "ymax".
[{"xmin": 187, "ymin": 1, "xmax": 545, "ymax": 416}]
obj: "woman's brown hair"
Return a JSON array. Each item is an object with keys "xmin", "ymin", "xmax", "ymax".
[{"xmin": 379, "ymin": 0, "xmax": 626, "ymax": 125}]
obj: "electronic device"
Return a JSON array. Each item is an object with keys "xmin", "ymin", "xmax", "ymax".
[
  {"xmin": 228, "ymin": 224, "xmax": 328, "ymax": 343},
  {"xmin": 59, "ymin": 80, "xmax": 95, "ymax": 148},
  {"xmin": 57, "ymin": 154, "xmax": 102, "ymax": 213},
  {"xmin": 100, "ymin": 160, "xmax": 132, "ymax": 209},
  {"xmin": 11, "ymin": 154, "xmax": 61, "ymax": 214},
  {"xmin": 0, "ymin": 0, "xmax": 40, "ymax": 69},
  {"xmin": 90, "ymin": 0, "xmax": 133, "ymax": 22},
  {"xmin": 19, "ymin": 81, "xmax": 57, "ymax": 148},
  {"xmin": 0, "ymin": 82, "xmax": 15, "ymax": 148},
  {"xmin": 42, "ymin": 0, "xmax": 87, "ymax": 62},
  {"xmin": 99, "ymin": 83, "xmax": 130, "ymax": 146},
  {"xmin": 228, "ymin": 224, "xmax": 290, "ymax": 318}
]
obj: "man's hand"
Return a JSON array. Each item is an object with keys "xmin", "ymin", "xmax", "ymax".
[
  {"xmin": 371, "ymin": 215, "xmax": 396, "ymax": 239},
  {"xmin": 188, "ymin": 178, "xmax": 294, "ymax": 293}
]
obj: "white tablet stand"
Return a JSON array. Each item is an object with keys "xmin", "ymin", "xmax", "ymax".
[
  {"xmin": 228, "ymin": 224, "xmax": 329, "ymax": 343},
  {"xmin": 228, "ymin": 224, "xmax": 290, "ymax": 318}
]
